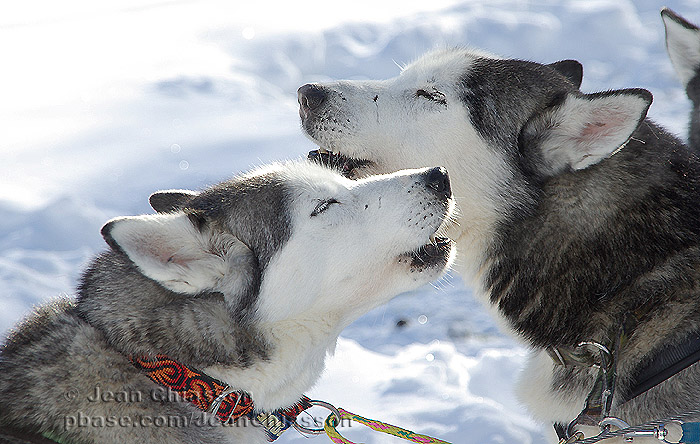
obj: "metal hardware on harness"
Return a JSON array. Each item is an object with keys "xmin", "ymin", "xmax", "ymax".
[
  {"xmin": 558, "ymin": 415, "xmax": 697, "ymax": 444},
  {"xmin": 550, "ymin": 346, "xmax": 568, "ymax": 367},
  {"xmin": 208, "ymin": 386, "xmax": 240, "ymax": 420},
  {"xmin": 599, "ymin": 417, "xmax": 672, "ymax": 442},
  {"xmin": 612, "ymin": 421, "xmax": 685, "ymax": 444},
  {"xmin": 559, "ymin": 431, "xmax": 585, "ymax": 444},
  {"xmin": 579, "ymin": 342, "xmax": 614, "ymax": 420},
  {"xmin": 550, "ymin": 305, "xmax": 700, "ymax": 444},
  {"xmin": 292, "ymin": 399, "xmax": 342, "ymax": 436},
  {"xmin": 564, "ymin": 341, "xmax": 617, "ymax": 440},
  {"xmin": 599, "ymin": 417, "xmax": 631, "ymax": 432}
]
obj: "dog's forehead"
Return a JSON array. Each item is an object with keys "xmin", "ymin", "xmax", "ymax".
[
  {"xmin": 187, "ymin": 163, "xmax": 349, "ymax": 266},
  {"xmin": 454, "ymin": 50, "xmax": 577, "ymax": 149},
  {"xmin": 277, "ymin": 161, "xmax": 351, "ymax": 201},
  {"xmin": 399, "ymin": 48, "xmax": 492, "ymax": 85},
  {"xmin": 193, "ymin": 170, "xmax": 285, "ymax": 216},
  {"xmin": 190, "ymin": 167, "xmax": 292, "ymax": 267}
]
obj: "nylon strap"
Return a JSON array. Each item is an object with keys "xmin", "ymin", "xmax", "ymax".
[
  {"xmin": 682, "ymin": 423, "xmax": 700, "ymax": 444},
  {"xmin": 323, "ymin": 408, "xmax": 451, "ymax": 444},
  {"xmin": 131, "ymin": 355, "xmax": 311, "ymax": 441},
  {"xmin": 620, "ymin": 332, "xmax": 700, "ymax": 404}
]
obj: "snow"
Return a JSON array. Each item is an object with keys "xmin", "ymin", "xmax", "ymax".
[{"xmin": 1, "ymin": 0, "xmax": 698, "ymax": 442}]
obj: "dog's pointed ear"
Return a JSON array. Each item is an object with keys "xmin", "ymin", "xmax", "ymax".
[
  {"xmin": 101, "ymin": 213, "xmax": 252, "ymax": 294},
  {"xmin": 521, "ymin": 89, "xmax": 652, "ymax": 175},
  {"xmin": 149, "ymin": 189, "xmax": 198, "ymax": 213},
  {"xmin": 548, "ymin": 60, "xmax": 583, "ymax": 89},
  {"xmin": 662, "ymin": 8, "xmax": 700, "ymax": 88}
]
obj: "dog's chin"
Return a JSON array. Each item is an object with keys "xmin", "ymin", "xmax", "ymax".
[
  {"xmin": 308, "ymin": 148, "xmax": 375, "ymax": 179},
  {"xmin": 401, "ymin": 236, "xmax": 454, "ymax": 274}
]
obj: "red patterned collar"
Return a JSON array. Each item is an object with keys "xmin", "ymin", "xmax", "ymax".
[{"xmin": 131, "ymin": 355, "xmax": 312, "ymax": 441}]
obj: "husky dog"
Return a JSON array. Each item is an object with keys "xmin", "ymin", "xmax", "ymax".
[
  {"xmin": 663, "ymin": 7, "xmax": 700, "ymax": 149},
  {"xmin": 298, "ymin": 48, "xmax": 700, "ymax": 439},
  {"xmin": 0, "ymin": 161, "xmax": 455, "ymax": 444}
]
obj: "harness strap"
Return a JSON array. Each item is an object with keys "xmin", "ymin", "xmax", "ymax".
[
  {"xmin": 682, "ymin": 423, "xmax": 700, "ymax": 444},
  {"xmin": 131, "ymin": 355, "xmax": 312, "ymax": 441},
  {"xmin": 548, "ymin": 300, "xmax": 700, "ymax": 439},
  {"xmin": 619, "ymin": 332, "xmax": 700, "ymax": 404}
]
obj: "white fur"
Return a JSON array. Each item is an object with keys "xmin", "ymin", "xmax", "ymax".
[{"xmin": 515, "ymin": 350, "xmax": 591, "ymax": 424}]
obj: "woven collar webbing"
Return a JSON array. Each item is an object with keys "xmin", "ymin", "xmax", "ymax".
[{"xmin": 131, "ymin": 355, "xmax": 311, "ymax": 441}]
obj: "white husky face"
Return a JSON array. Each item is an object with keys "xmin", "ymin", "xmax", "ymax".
[
  {"xmin": 103, "ymin": 161, "xmax": 455, "ymax": 327},
  {"xmin": 300, "ymin": 50, "xmax": 518, "ymax": 273},
  {"xmin": 258, "ymin": 163, "xmax": 455, "ymax": 323},
  {"xmin": 301, "ymin": 50, "xmax": 487, "ymax": 173}
]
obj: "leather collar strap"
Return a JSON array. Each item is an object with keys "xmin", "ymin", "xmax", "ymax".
[{"xmin": 131, "ymin": 355, "xmax": 312, "ymax": 441}]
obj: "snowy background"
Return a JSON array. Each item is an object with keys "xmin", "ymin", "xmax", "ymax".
[{"xmin": 2, "ymin": 0, "xmax": 699, "ymax": 442}]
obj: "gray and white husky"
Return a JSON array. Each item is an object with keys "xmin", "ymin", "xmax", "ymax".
[
  {"xmin": 299, "ymin": 48, "xmax": 700, "ymax": 440},
  {"xmin": 663, "ymin": 7, "xmax": 700, "ymax": 150},
  {"xmin": 0, "ymin": 161, "xmax": 455, "ymax": 444}
]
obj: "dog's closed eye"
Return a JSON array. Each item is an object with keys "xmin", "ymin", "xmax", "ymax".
[
  {"xmin": 416, "ymin": 88, "xmax": 447, "ymax": 105},
  {"xmin": 311, "ymin": 199, "xmax": 340, "ymax": 217}
]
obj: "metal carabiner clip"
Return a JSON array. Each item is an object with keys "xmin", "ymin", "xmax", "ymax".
[{"xmin": 293, "ymin": 399, "xmax": 342, "ymax": 436}]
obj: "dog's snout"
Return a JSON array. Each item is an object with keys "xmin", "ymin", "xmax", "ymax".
[
  {"xmin": 298, "ymin": 84, "xmax": 328, "ymax": 116},
  {"xmin": 424, "ymin": 167, "xmax": 451, "ymax": 199}
]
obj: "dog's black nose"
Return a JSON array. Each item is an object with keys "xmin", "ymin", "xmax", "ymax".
[
  {"xmin": 424, "ymin": 167, "xmax": 451, "ymax": 199},
  {"xmin": 298, "ymin": 84, "xmax": 328, "ymax": 115}
]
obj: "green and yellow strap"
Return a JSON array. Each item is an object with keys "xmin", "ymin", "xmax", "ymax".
[{"xmin": 323, "ymin": 407, "xmax": 452, "ymax": 444}]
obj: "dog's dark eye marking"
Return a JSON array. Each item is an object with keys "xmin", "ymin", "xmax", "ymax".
[
  {"xmin": 311, "ymin": 198, "xmax": 340, "ymax": 217},
  {"xmin": 416, "ymin": 88, "xmax": 447, "ymax": 106}
]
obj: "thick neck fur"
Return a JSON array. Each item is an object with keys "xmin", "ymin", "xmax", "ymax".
[
  {"xmin": 76, "ymin": 250, "xmax": 342, "ymax": 410},
  {"xmin": 76, "ymin": 251, "xmax": 269, "ymax": 368},
  {"xmin": 205, "ymin": 314, "xmax": 342, "ymax": 410},
  {"xmin": 205, "ymin": 277, "xmax": 350, "ymax": 410},
  {"xmin": 483, "ymin": 120, "xmax": 700, "ymax": 351}
]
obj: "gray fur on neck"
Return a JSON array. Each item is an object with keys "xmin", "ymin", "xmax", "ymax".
[{"xmin": 76, "ymin": 250, "xmax": 269, "ymax": 368}]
